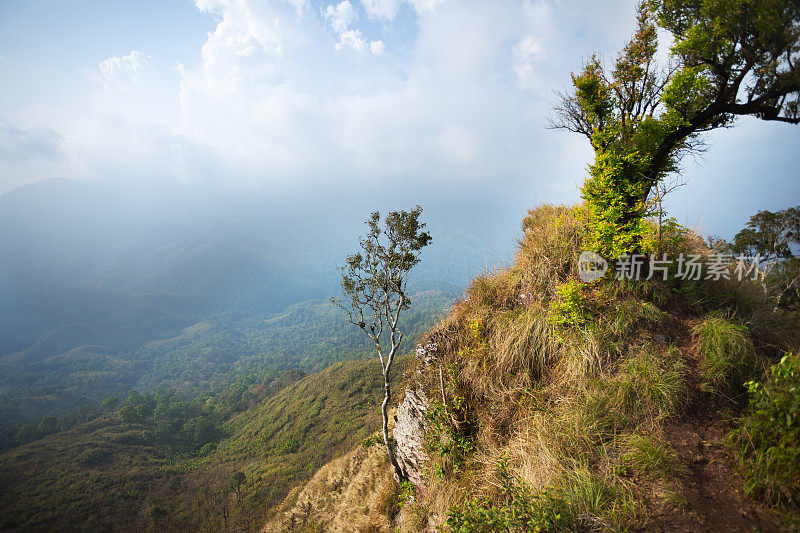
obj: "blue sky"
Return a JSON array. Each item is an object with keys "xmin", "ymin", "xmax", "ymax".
[{"xmin": 0, "ymin": 0, "xmax": 798, "ymax": 239}]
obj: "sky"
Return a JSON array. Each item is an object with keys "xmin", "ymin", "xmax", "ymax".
[{"xmin": 0, "ymin": 0, "xmax": 798, "ymax": 239}]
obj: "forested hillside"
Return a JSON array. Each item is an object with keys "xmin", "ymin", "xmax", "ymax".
[
  {"xmin": 0, "ymin": 179, "xmax": 495, "ymax": 425},
  {"xmin": 0, "ymin": 356, "xmax": 404, "ymax": 532}
]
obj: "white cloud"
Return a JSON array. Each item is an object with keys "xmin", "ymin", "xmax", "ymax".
[
  {"xmin": 408, "ymin": 0, "xmax": 444, "ymax": 13},
  {"xmin": 3, "ymin": 0, "xmax": 652, "ymax": 196},
  {"xmin": 370, "ymin": 39, "xmax": 386, "ymax": 55},
  {"xmin": 162, "ymin": 0, "xmax": 613, "ymax": 192},
  {"xmin": 0, "ymin": 2, "xmax": 675, "ymax": 201},
  {"xmin": 325, "ymin": 1, "xmax": 370, "ymax": 52},
  {"xmin": 325, "ymin": 1, "xmax": 358, "ymax": 33},
  {"xmin": 511, "ymin": 0, "xmax": 550, "ymax": 91},
  {"xmin": 335, "ymin": 28, "xmax": 367, "ymax": 51},
  {"xmin": 3, "ymin": 0, "xmax": 795, "ymax": 238},
  {"xmin": 361, "ymin": 0, "xmax": 402, "ymax": 20},
  {"xmin": 513, "ymin": 35, "xmax": 541, "ymax": 88},
  {"xmin": 95, "ymin": 50, "xmax": 152, "ymax": 87}
]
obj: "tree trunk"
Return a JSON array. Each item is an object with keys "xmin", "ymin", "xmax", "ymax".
[
  {"xmin": 657, "ymin": 198, "xmax": 663, "ymax": 257},
  {"xmin": 381, "ymin": 370, "xmax": 408, "ymax": 482}
]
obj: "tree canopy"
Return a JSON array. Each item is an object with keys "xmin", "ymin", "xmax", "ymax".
[
  {"xmin": 729, "ymin": 206, "xmax": 800, "ymax": 310},
  {"xmin": 552, "ymin": 0, "xmax": 800, "ymax": 257}
]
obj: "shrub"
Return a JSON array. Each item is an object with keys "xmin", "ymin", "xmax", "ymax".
[
  {"xmin": 425, "ymin": 368, "xmax": 477, "ymax": 476},
  {"xmin": 549, "ymin": 281, "xmax": 587, "ymax": 327},
  {"xmin": 445, "ymin": 459, "xmax": 627, "ymax": 532},
  {"xmin": 445, "ymin": 458, "xmax": 571, "ymax": 532},
  {"xmin": 728, "ymin": 352, "xmax": 800, "ymax": 511}
]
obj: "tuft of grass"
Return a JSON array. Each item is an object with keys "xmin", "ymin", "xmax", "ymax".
[
  {"xmin": 693, "ymin": 314, "xmax": 757, "ymax": 393},
  {"xmin": 444, "ymin": 459, "xmax": 634, "ymax": 533},
  {"xmin": 588, "ymin": 345, "xmax": 687, "ymax": 431},
  {"xmin": 468, "ymin": 274, "xmax": 517, "ymax": 310},
  {"xmin": 492, "ymin": 307, "xmax": 554, "ymax": 386},
  {"xmin": 607, "ymin": 299, "xmax": 664, "ymax": 336},
  {"xmin": 618, "ymin": 434, "xmax": 688, "ymax": 479},
  {"xmin": 516, "ymin": 205, "xmax": 585, "ymax": 296}
]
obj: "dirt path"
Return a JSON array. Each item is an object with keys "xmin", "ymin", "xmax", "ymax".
[{"xmin": 645, "ymin": 317, "xmax": 787, "ymax": 532}]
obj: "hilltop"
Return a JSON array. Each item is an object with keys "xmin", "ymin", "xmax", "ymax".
[{"xmin": 272, "ymin": 205, "xmax": 800, "ymax": 532}]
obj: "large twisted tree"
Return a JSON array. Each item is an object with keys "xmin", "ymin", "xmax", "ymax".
[{"xmin": 552, "ymin": 0, "xmax": 800, "ymax": 258}]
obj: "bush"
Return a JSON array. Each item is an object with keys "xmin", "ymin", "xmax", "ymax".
[
  {"xmin": 445, "ymin": 459, "xmax": 626, "ymax": 532},
  {"xmin": 549, "ymin": 281, "xmax": 587, "ymax": 327},
  {"xmin": 728, "ymin": 352, "xmax": 800, "ymax": 511}
]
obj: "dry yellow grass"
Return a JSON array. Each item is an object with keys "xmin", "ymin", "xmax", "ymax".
[
  {"xmin": 400, "ymin": 204, "xmax": 792, "ymax": 530},
  {"xmin": 263, "ymin": 440, "xmax": 396, "ymax": 532},
  {"xmin": 269, "ymin": 204, "xmax": 797, "ymax": 532}
]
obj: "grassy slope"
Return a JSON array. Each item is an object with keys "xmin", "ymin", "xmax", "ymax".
[
  {"xmin": 262, "ymin": 439, "xmax": 397, "ymax": 532},
  {"xmin": 286, "ymin": 205, "xmax": 799, "ymax": 532},
  {"xmin": 191, "ymin": 356, "xmax": 406, "ymax": 530},
  {"xmin": 0, "ymin": 356, "xmax": 405, "ymax": 532},
  {"xmin": 400, "ymin": 205, "xmax": 800, "ymax": 532}
]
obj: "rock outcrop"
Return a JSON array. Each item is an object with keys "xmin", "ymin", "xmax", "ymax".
[
  {"xmin": 393, "ymin": 387, "xmax": 429, "ymax": 489},
  {"xmin": 393, "ymin": 342, "xmax": 438, "ymax": 490}
]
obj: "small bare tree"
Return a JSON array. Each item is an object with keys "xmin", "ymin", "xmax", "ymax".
[
  {"xmin": 647, "ymin": 173, "xmax": 688, "ymax": 255},
  {"xmin": 332, "ymin": 206, "xmax": 431, "ymax": 481}
]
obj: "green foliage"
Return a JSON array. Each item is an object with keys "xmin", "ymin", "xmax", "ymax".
[
  {"xmin": 446, "ymin": 458, "xmax": 629, "ymax": 532},
  {"xmin": 728, "ymin": 352, "xmax": 800, "ymax": 511},
  {"xmin": 0, "ymin": 289, "xmax": 453, "ymax": 428},
  {"xmin": 335, "ymin": 205, "xmax": 432, "ymax": 325},
  {"xmin": 426, "ymin": 366, "xmax": 477, "ymax": 476},
  {"xmin": 549, "ymin": 280, "xmax": 587, "ymax": 327},
  {"xmin": 101, "ymin": 396, "xmax": 119, "ymax": 413},
  {"xmin": 554, "ymin": 1, "xmax": 800, "ymax": 256},
  {"xmin": 581, "ymin": 140, "xmax": 652, "ymax": 258},
  {"xmin": 146, "ymin": 505, "xmax": 168, "ymax": 527},
  {"xmin": 36, "ymin": 416, "xmax": 59, "ymax": 435},
  {"xmin": 728, "ymin": 206, "xmax": 800, "ymax": 312},
  {"xmin": 694, "ymin": 314, "xmax": 757, "ymax": 393}
]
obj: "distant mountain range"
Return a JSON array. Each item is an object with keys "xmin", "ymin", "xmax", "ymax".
[{"xmin": 0, "ymin": 178, "xmax": 518, "ymax": 423}]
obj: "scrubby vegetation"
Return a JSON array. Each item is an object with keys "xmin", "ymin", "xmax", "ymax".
[
  {"xmin": 728, "ymin": 352, "xmax": 800, "ymax": 519},
  {"xmin": 397, "ymin": 205, "xmax": 799, "ymax": 531}
]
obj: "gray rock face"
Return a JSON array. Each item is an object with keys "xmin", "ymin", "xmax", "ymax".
[
  {"xmin": 393, "ymin": 387, "xmax": 429, "ymax": 490},
  {"xmin": 415, "ymin": 341, "xmax": 438, "ymax": 365}
]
